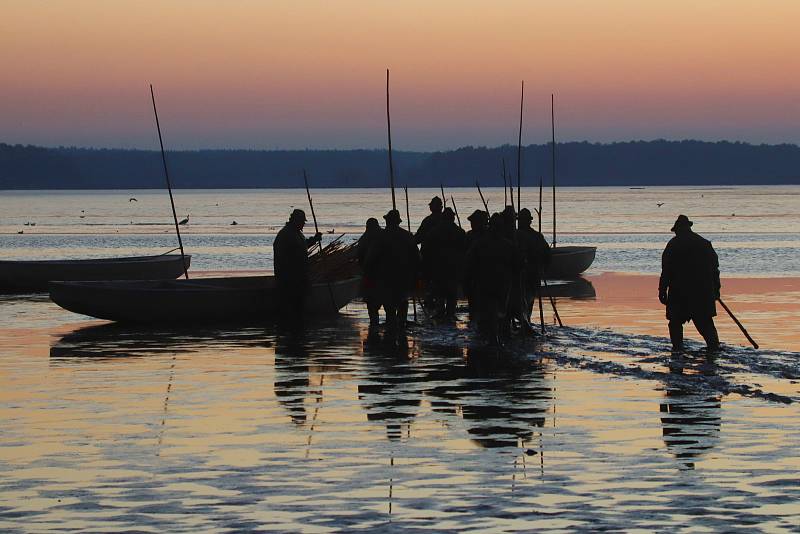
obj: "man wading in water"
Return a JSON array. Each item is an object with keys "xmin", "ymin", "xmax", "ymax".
[
  {"xmin": 273, "ymin": 208, "xmax": 322, "ymax": 327},
  {"xmin": 659, "ymin": 215, "xmax": 721, "ymax": 351}
]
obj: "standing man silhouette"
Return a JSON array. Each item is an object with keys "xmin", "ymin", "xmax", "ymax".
[
  {"xmin": 273, "ymin": 208, "xmax": 322, "ymax": 327},
  {"xmin": 659, "ymin": 215, "xmax": 720, "ymax": 351}
]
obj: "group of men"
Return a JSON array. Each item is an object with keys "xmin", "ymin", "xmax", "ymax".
[
  {"xmin": 356, "ymin": 195, "xmax": 551, "ymax": 344},
  {"xmin": 272, "ymin": 201, "xmax": 723, "ymax": 352}
]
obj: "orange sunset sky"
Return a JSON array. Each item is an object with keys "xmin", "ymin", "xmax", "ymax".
[{"xmin": 1, "ymin": 0, "xmax": 798, "ymax": 150}]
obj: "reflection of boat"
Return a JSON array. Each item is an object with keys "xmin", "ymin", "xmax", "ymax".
[
  {"xmin": 545, "ymin": 246, "xmax": 596, "ymax": 278},
  {"xmin": 0, "ymin": 254, "xmax": 190, "ymax": 292},
  {"xmin": 50, "ymin": 276, "xmax": 361, "ymax": 323},
  {"xmin": 540, "ymin": 276, "xmax": 596, "ymax": 299},
  {"xmin": 49, "ymin": 322, "xmax": 270, "ymax": 359}
]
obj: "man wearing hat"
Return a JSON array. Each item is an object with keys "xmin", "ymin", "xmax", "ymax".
[
  {"xmin": 366, "ymin": 209, "xmax": 420, "ymax": 332},
  {"xmin": 427, "ymin": 207, "xmax": 466, "ymax": 319},
  {"xmin": 273, "ymin": 208, "xmax": 322, "ymax": 326},
  {"xmin": 464, "ymin": 212, "xmax": 515, "ymax": 345},
  {"xmin": 464, "ymin": 210, "xmax": 489, "ymax": 312},
  {"xmin": 414, "ymin": 196, "xmax": 444, "ymax": 307},
  {"xmin": 516, "ymin": 208, "xmax": 551, "ymax": 324},
  {"xmin": 659, "ymin": 215, "xmax": 720, "ymax": 351}
]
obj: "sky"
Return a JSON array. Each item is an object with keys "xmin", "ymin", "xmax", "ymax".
[{"xmin": 1, "ymin": 0, "xmax": 799, "ymax": 150}]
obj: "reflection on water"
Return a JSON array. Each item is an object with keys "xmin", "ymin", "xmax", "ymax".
[{"xmin": 0, "ymin": 303, "xmax": 798, "ymax": 530}]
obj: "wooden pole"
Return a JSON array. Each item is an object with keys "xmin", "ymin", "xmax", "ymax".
[
  {"xmin": 476, "ymin": 180, "xmax": 489, "ymax": 212},
  {"xmin": 450, "ymin": 195, "xmax": 462, "ymax": 228},
  {"xmin": 537, "ymin": 175, "xmax": 545, "ymax": 334},
  {"xmin": 404, "ymin": 185, "xmax": 418, "ymax": 323},
  {"xmin": 503, "ymin": 158, "xmax": 514, "ymax": 212},
  {"xmin": 303, "ymin": 169, "xmax": 322, "ymax": 252},
  {"xmin": 718, "ymin": 298, "xmax": 759, "ymax": 349},
  {"xmin": 502, "ymin": 159, "xmax": 508, "ymax": 206},
  {"xmin": 386, "ymin": 69, "xmax": 397, "ymax": 211},
  {"xmin": 543, "ymin": 278, "xmax": 563, "ymax": 327},
  {"xmin": 149, "ymin": 84, "xmax": 189, "ymax": 279},
  {"xmin": 440, "ymin": 183, "xmax": 447, "ymax": 208},
  {"xmin": 517, "ymin": 80, "xmax": 524, "ymax": 215},
  {"xmin": 551, "ymin": 93, "xmax": 557, "ymax": 248}
]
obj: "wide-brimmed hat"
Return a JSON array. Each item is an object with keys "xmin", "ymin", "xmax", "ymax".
[
  {"xmin": 467, "ymin": 209, "xmax": 488, "ymax": 222},
  {"xmin": 670, "ymin": 214, "xmax": 693, "ymax": 232},
  {"xmin": 518, "ymin": 208, "xmax": 533, "ymax": 221},
  {"xmin": 383, "ymin": 209, "xmax": 402, "ymax": 224},
  {"xmin": 290, "ymin": 208, "xmax": 307, "ymax": 222},
  {"xmin": 429, "ymin": 196, "xmax": 443, "ymax": 207}
]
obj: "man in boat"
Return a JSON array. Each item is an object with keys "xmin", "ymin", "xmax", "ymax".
[
  {"xmin": 658, "ymin": 215, "xmax": 720, "ymax": 351},
  {"xmin": 427, "ymin": 207, "xmax": 466, "ymax": 319},
  {"xmin": 464, "ymin": 210, "xmax": 489, "ymax": 312},
  {"xmin": 357, "ymin": 217, "xmax": 383, "ymax": 326},
  {"xmin": 273, "ymin": 208, "xmax": 322, "ymax": 326},
  {"xmin": 414, "ymin": 196, "xmax": 444, "ymax": 308},
  {"xmin": 516, "ymin": 208, "xmax": 551, "ymax": 324},
  {"xmin": 366, "ymin": 209, "xmax": 420, "ymax": 332},
  {"xmin": 464, "ymin": 213, "xmax": 515, "ymax": 345}
]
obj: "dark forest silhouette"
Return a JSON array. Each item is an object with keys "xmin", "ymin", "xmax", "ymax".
[{"xmin": 1, "ymin": 139, "xmax": 799, "ymax": 189}]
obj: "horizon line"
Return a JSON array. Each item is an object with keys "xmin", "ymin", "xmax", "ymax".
[{"xmin": 3, "ymin": 138, "xmax": 800, "ymax": 152}]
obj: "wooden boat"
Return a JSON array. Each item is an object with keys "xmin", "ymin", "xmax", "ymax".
[
  {"xmin": 49, "ymin": 275, "xmax": 361, "ymax": 323},
  {"xmin": 0, "ymin": 254, "xmax": 191, "ymax": 292},
  {"xmin": 545, "ymin": 246, "xmax": 597, "ymax": 278}
]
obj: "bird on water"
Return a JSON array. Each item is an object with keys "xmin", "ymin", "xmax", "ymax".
[{"xmin": 178, "ymin": 214, "xmax": 189, "ymax": 225}]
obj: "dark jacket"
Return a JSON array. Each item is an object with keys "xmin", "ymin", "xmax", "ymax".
[
  {"xmin": 516, "ymin": 226, "xmax": 551, "ymax": 285},
  {"xmin": 659, "ymin": 230, "xmax": 720, "ymax": 321},
  {"xmin": 366, "ymin": 225, "xmax": 420, "ymax": 292},
  {"xmin": 273, "ymin": 223, "xmax": 316, "ymax": 285},
  {"xmin": 464, "ymin": 230, "xmax": 515, "ymax": 310},
  {"xmin": 357, "ymin": 227, "xmax": 383, "ymax": 277},
  {"xmin": 427, "ymin": 220, "xmax": 467, "ymax": 281}
]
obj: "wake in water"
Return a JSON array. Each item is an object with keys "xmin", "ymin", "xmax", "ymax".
[{"xmin": 404, "ymin": 314, "xmax": 799, "ymax": 405}]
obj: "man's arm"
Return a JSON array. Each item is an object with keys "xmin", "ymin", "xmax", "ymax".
[{"xmin": 658, "ymin": 243, "xmax": 672, "ymax": 304}]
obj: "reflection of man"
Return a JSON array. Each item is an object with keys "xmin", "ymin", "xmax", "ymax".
[
  {"xmin": 658, "ymin": 215, "xmax": 720, "ymax": 351},
  {"xmin": 273, "ymin": 209, "xmax": 322, "ymax": 326}
]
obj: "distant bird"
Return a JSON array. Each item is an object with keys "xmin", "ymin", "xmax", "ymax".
[
  {"xmin": 178, "ymin": 214, "xmax": 189, "ymax": 225},
  {"xmin": 230, "ymin": 220, "xmax": 238, "ymax": 226},
  {"xmin": 327, "ymin": 228, "xmax": 335, "ymax": 234},
  {"xmin": 30, "ymin": 222, "xmax": 35, "ymax": 226},
  {"xmin": 17, "ymin": 230, "xmax": 23, "ymax": 234},
  {"xmin": 80, "ymin": 209, "xmax": 85, "ymax": 219},
  {"xmin": 129, "ymin": 197, "xmax": 138, "ymax": 202},
  {"xmin": 24, "ymin": 222, "xmax": 30, "ymax": 226},
  {"xmin": 656, "ymin": 202, "xmax": 664, "ymax": 207}
]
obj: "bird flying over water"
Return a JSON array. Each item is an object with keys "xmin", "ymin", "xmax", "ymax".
[
  {"xmin": 656, "ymin": 202, "xmax": 664, "ymax": 207},
  {"xmin": 129, "ymin": 197, "xmax": 138, "ymax": 202}
]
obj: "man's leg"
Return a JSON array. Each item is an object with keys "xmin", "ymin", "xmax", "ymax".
[
  {"xmin": 693, "ymin": 317, "xmax": 720, "ymax": 351},
  {"xmin": 668, "ymin": 320, "xmax": 684, "ymax": 350}
]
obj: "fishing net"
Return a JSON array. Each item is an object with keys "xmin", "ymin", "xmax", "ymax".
[{"xmin": 308, "ymin": 235, "xmax": 360, "ymax": 282}]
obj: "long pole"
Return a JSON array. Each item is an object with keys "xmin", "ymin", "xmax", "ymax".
[
  {"xmin": 517, "ymin": 80, "xmax": 524, "ymax": 214},
  {"xmin": 538, "ymin": 175, "xmax": 543, "ymax": 233},
  {"xmin": 440, "ymin": 183, "xmax": 447, "ymax": 208},
  {"xmin": 503, "ymin": 158, "xmax": 514, "ymax": 212},
  {"xmin": 718, "ymin": 298, "xmax": 759, "ymax": 349},
  {"xmin": 303, "ymin": 169, "xmax": 322, "ymax": 252},
  {"xmin": 450, "ymin": 195, "xmax": 462, "ymax": 228},
  {"xmin": 149, "ymin": 84, "xmax": 188, "ymax": 279},
  {"xmin": 386, "ymin": 69, "xmax": 397, "ymax": 210},
  {"xmin": 543, "ymin": 278, "xmax": 563, "ymax": 327},
  {"xmin": 502, "ymin": 160, "xmax": 508, "ymax": 206},
  {"xmin": 551, "ymin": 93, "xmax": 557, "ymax": 248},
  {"xmin": 404, "ymin": 185, "xmax": 418, "ymax": 322},
  {"xmin": 476, "ymin": 180, "xmax": 489, "ymax": 212},
  {"xmin": 537, "ymin": 174, "xmax": 545, "ymax": 334}
]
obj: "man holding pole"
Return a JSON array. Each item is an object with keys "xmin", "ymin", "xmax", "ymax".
[
  {"xmin": 516, "ymin": 208, "xmax": 551, "ymax": 325},
  {"xmin": 273, "ymin": 209, "xmax": 322, "ymax": 327},
  {"xmin": 659, "ymin": 215, "xmax": 720, "ymax": 351}
]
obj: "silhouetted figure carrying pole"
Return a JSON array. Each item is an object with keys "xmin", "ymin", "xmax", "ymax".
[
  {"xmin": 366, "ymin": 210, "xmax": 419, "ymax": 334},
  {"xmin": 273, "ymin": 209, "xmax": 322, "ymax": 328},
  {"xmin": 659, "ymin": 215, "xmax": 720, "ymax": 351},
  {"xmin": 415, "ymin": 195, "xmax": 444, "ymax": 309}
]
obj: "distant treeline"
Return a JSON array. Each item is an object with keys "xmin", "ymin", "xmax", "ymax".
[{"xmin": 1, "ymin": 140, "xmax": 799, "ymax": 189}]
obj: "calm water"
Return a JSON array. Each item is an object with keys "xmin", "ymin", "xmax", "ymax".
[
  {"xmin": 2, "ymin": 186, "xmax": 800, "ymax": 531},
  {"xmin": 2, "ymin": 186, "xmax": 800, "ymax": 275}
]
